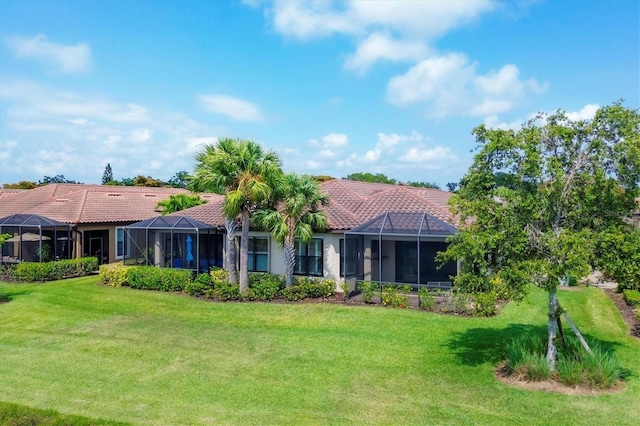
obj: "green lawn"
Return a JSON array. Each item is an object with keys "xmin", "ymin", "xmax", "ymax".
[{"xmin": 1, "ymin": 277, "xmax": 638, "ymax": 425}]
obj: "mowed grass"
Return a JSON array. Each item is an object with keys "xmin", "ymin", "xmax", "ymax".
[{"xmin": 0, "ymin": 277, "xmax": 639, "ymax": 425}]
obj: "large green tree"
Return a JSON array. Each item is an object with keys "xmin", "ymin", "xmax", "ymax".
[
  {"xmin": 102, "ymin": 164, "xmax": 114, "ymax": 185},
  {"xmin": 440, "ymin": 101, "xmax": 640, "ymax": 369},
  {"xmin": 156, "ymin": 194, "xmax": 206, "ymax": 215},
  {"xmin": 191, "ymin": 138, "xmax": 283, "ymax": 292},
  {"xmin": 167, "ymin": 171, "xmax": 192, "ymax": 189},
  {"xmin": 253, "ymin": 173, "xmax": 329, "ymax": 287}
]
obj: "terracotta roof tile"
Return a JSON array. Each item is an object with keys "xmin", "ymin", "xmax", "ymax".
[
  {"xmin": 176, "ymin": 195, "xmax": 226, "ymax": 227},
  {"xmin": 1, "ymin": 180, "xmax": 456, "ymax": 231},
  {"xmin": 0, "ymin": 183, "xmax": 210, "ymax": 224},
  {"xmin": 318, "ymin": 179, "xmax": 455, "ymax": 231}
]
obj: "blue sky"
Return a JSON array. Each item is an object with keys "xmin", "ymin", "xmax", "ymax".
[{"xmin": 0, "ymin": 0, "xmax": 638, "ymax": 188}]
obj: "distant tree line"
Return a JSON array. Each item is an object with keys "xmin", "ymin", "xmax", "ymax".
[
  {"xmin": 2, "ymin": 166, "xmax": 192, "ymax": 189},
  {"xmin": 344, "ymin": 171, "xmax": 459, "ymax": 191}
]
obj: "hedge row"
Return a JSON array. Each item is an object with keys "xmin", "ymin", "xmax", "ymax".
[
  {"xmin": 99, "ymin": 264, "xmax": 336, "ymax": 302},
  {"xmin": 7, "ymin": 257, "xmax": 99, "ymax": 282},
  {"xmin": 622, "ymin": 289, "xmax": 640, "ymax": 307}
]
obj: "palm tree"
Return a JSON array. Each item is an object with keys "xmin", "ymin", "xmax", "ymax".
[
  {"xmin": 155, "ymin": 194, "xmax": 205, "ymax": 215},
  {"xmin": 191, "ymin": 138, "xmax": 283, "ymax": 292},
  {"xmin": 253, "ymin": 173, "xmax": 329, "ymax": 287}
]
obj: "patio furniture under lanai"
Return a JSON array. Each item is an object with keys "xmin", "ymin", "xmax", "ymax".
[
  {"xmin": 343, "ymin": 211, "xmax": 459, "ymax": 290},
  {"xmin": 0, "ymin": 214, "xmax": 72, "ymax": 262},
  {"xmin": 124, "ymin": 215, "xmax": 223, "ymax": 272}
]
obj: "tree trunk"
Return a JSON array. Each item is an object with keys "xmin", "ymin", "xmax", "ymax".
[
  {"xmin": 283, "ymin": 236, "xmax": 296, "ymax": 287},
  {"xmin": 546, "ymin": 288, "xmax": 560, "ymax": 370},
  {"xmin": 225, "ymin": 217, "xmax": 238, "ymax": 285},
  {"xmin": 239, "ymin": 210, "xmax": 250, "ymax": 294}
]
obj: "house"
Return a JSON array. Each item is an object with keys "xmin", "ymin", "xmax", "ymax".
[
  {"xmin": 168, "ymin": 179, "xmax": 460, "ymax": 289},
  {"xmin": 1, "ymin": 180, "xmax": 459, "ymax": 288},
  {"xmin": 0, "ymin": 184, "xmax": 222, "ymax": 264}
]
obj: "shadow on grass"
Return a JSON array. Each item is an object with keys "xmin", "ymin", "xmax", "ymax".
[
  {"xmin": 445, "ymin": 324, "xmax": 547, "ymax": 366},
  {"xmin": 446, "ymin": 323, "xmax": 635, "ymax": 381},
  {"xmin": 0, "ymin": 287, "xmax": 34, "ymax": 302},
  {"xmin": 0, "ymin": 401, "xmax": 131, "ymax": 426}
]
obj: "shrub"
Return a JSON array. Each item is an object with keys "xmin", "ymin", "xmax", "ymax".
[
  {"xmin": 446, "ymin": 291, "xmax": 473, "ymax": 315},
  {"xmin": 12, "ymin": 257, "xmax": 99, "ymax": 282},
  {"xmin": 209, "ymin": 267, "xmax": 229, "ymax": 286},
  {"xmin": 280, "ymin": 278, "xmax": 335, "ymax": 301},
  {"xmin": 418, "ymin": 287, "xmax": 435, "ymax": 310},
  {"xmin": 472, "ymin": 292, "xmax": 497, "ymax": 316},
  {"xmin": 595, "ymin": 229, "xmax": 640, "ymax": 291},
  {"xmin": 99, "ymin": 263, "xmax": 132, "ymax": 287},
  {"xmin": 246, "ymin": 273, "xmax": 282, "ymax": 301},
  {"xmin": 127, "ymin": 266, "xmax": 191, "ymax": 292},
  {"xmin": 281, "ymin": 285, "xmax": 306, "ymax": 301},
  {"xmin": 213, "ymin": 281, "xmax": 242, "ymax": 301},
  {"xmin": 381, "ymin": 284, "xmax": 411, "ymax": 308},
  {"xmin": 357, "ymin": 281, "xmax": 377, "ymax": 303},
  {"xmin": 184, "ymin": 273, "xmax": 213, "ymax": 297},
  {"xmin": 622, "ymin": 289, "xmax": 640, "ymax": 307},
  {"xmin": 339, "ymin": 280, "xmax": 351, "ymax": 300}
]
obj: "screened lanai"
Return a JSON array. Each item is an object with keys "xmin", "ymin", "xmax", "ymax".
[
  {"xmin": 124, "ymin": 216, "xmax": 223, "ymax": 272},
  {"xmin": 0, "ymin": 214, "xmax": 72, "ymax": 263},
  {"xmin": 343, "ymin": 212, "xmax": 458, "ymax": 289}
]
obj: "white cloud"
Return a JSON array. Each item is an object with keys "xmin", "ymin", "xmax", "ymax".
[
  {"xmin": 362, "ymin": 131, "xmax": 420, "ymax": 162},
  {"xmin": 66, "ymin": 118, "xmax": 89, "ymax": 125},
  {"xmin": 0, "ymin": 79, "xmax": 219, "ymax": 184},
  {"xmin": 322, "ymin": 132, "xmax": 348, "ymax": 147},
  {"xmin": 344, "ymin": 32, "xmax": 429, "ymax": 72},
  {"xmin": 387, "ymin": 53, "xmax": 547, "ymax": 117},
  {"xmin": 7, "ymin": 34, "xmax": 92, "ymax": 74},
  {"xmin": 348, "ymin": 0, "xmax": 496, "ymax": 38},
  {"xmin": 270, "ymin": 1, "xmax": 356, "ymax": 40},
  {"xmin": 199, "ymin": 94, "xmax": 264, "ymax": 122},
  {"xmin": 398, "ymin": 146, "xmax": 453, "ymax": 163},
  {"xmin": 129, "ymin": 128, "xmax": 151, "ymax": 143},
  {"xmin": 263, "ymin": 0, "xmax": 497, "ymax": 74},
  {"xmin": 484, "ymin": 103, "xmax": 600, "ymax": 131},
  {"xmin": 269, "ymin": 1, "xmax": 495, "ymax": 40},
  {"xmin": 483, "ymin": 114, "xmax": 526, "ymax": 131},
  {"xmin": 566, "ymin": 103, "xmax": 599, "ymax": 121},
  {"xmin": 306, "ymin": 133, "xmax": 349, "ymax": 160}
]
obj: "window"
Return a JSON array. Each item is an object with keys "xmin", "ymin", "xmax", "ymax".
[
  {"xmin": 294, "ymin": 238, "xmax": 323, "ymax": 276},
  {"xmin": 247, "ymin": 237, "xmax": 269, "ymax": 272},
  {"xmin": 115, "ymin": 227, "xmax": 129, "ymax": 259},
  {"xmin": 340, "ymin": 238, "xmax": 359, "ymax": 277}
]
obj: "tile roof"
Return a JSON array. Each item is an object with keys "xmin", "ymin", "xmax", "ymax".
[
  {"xmin": 176, "ymin": 179, "xmax": 455, "ymax": 231},
  {"xmin": 174, "ymin": 196, "xmax": 227, "ymax": 228},
  {"xmin": 0, "ymin": 180, "xmax": 455, "ymax": 232},
  {"xmin": 318, "ymin": 179, "xmax": 455, "ymax": 231},
  {"xmin": 0, "ymin": 183, "xmax": 220, "ymax": 225}
]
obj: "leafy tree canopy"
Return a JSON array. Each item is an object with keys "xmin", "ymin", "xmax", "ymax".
[
  {"xmin": 345, "ymin": 172, "xmax": 397, "ymax": 185},
  {"xmin": 38, "ymin": 175, "xmax": 81, "ymax": 185},
  {"xmin": 132, "ymin": 175, "xmax": 164, "ymax": 187},
  {"xmin": 102, "ymin": 164, "xmax": 113, "ymax": 185},
  {"xmin": 2, "ymin": 181, "xmax": 37, "ymax": 189},
  {"xmin": 345, "ymin": 172, "xmax": 440, "ymax": 188},
  {"xmin": 439, "ymin": 101, "xmax": 640, "ymax": 368},
  {"xmin": 156, "ymin": 194, "xmax": 206, "ymax": 215},
  {"xmin": 404, "ymin": 181, "xmax": 439, "ymax": 189},
  {"xmin": 167, "ymin": 170, "xmax": 191, "ymax": 189}
]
